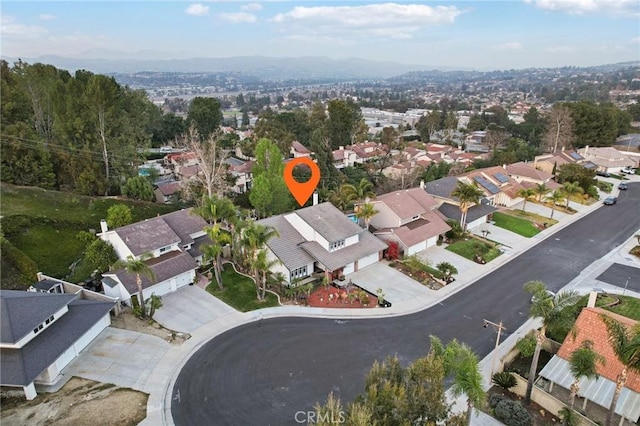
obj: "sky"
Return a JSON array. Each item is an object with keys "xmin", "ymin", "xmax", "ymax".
[{"xmin": 1, "ymin": 0, "xmax": 639, "ymax": 70}]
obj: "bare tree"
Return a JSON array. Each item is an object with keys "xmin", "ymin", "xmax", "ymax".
[
  {"xmin": 543, "ymin": 105, "xmax": 575, "ymax": 153},
  {"xmin": 177, "ymin": 126, "xmax": 231, "ymax": 201},
  {"xmin": 484, "ymin": 129, "xmax": 509, "ymax": 151}
]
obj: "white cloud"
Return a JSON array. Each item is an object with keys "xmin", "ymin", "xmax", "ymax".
[
  {"xmin": 185, "ymin": 4, "xmax": 210, "ymax": 16},
  {"xmin": 241, "ymin": 3, "xmax": 263, "ymax": 12},
  {"xmin": 526, "ymin": 0, "xmax": 639, "ymax": 17},
  {"xmin": 271, "ymin": 3, "xmax": 462, "ymax": 41},
  {"xmin": 495, "ymin": 42, "xmax": 523, "ymax": 50},
  {"xmin": 0, "ymin": 15, "xmax": 48, "ymax": 38},
  {"xmin": 39, "ymin": 14, "xmax": 56, "ymax": 21},
  {"xmin": 219, "ymin": 12, "xmax": 257, "ymax": 23},
  {"xmin": 544, "ymin": 45, "xmax": 575, "ymax": 53},
  {"xmin": 631, "ymin": 37, "xmax": 640, "ymax": 43}
]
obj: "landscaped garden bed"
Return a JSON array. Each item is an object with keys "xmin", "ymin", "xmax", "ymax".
[
  {"xmin": 306, "ymin": 284, "xmax": 379, "ymax": 308},
  {"xmin": 389, "ymin": 256, "xmax": 450, "ymax": 290},
  {"xmin": 207, "ymin": 264, "xmax": 279, "ymax": 312}
]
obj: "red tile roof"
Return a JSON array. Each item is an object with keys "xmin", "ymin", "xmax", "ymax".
[{"xmin": 557, "ymin": 307, "xmax": 640, "ymax": 393}]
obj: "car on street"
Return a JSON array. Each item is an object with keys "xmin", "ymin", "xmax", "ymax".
[
  {"xmin": 603, "ymin": 196, "xmax": 617, "ymax": 205},
  {"xmin": 619, "ymin": 182, "xmax": 628, "ymax": 190},
  {"xmin": 621, "ymin": 167, "xmax": 635, "ymax": 174}
]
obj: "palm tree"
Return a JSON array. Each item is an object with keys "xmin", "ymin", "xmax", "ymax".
[
  {"xmin": 430, "ymin": 336, "xmax": 485, "ymax": 425},
  {"xmin": 343, "ymin": 178, "xmax": 375, "ymax": 206},
  {"xmin": 600, "ymin": 315, "xmax": 640, "ymax": 426},
  {"xmin": 113, "ymin": 254, "xmax": 156, "ymax": 318},
  {"xmin": 562, "ymin": 182, "xmax": 584, "ymax": 209},
  {"xmin": 451, "ymin": 181, "xmax": 485, "ymax": 231},
  {"xmin": 517, "ymin": 188, "xmax": 536, "ymax": 212},
  {"xmin": 534, "ymin": 182, "xmax": 548, "ymax": 202},
  {"xmin": 523, "ymin": 281, "xmax": 581, "ymax": 404},
  {"xmin": 241, "ymin": 222, "xmax": 279, "ymax": 300},
  {"xmin": 545, "ymin": 190, "xmax": 566, "ymax": 219},
  {"xmin": 202, "ymin": 224, "xmax": 232, "ymax": 291},
  {"xmin": 436, "ymin": 261, "xmax": 458, "ymax": 283},
  {"xmin": 355, "ymin": 202, "xmax": 378, "ymax": 230},
  {"xmin": 568, "ymin": 340, "xmax": 604, "ymax": 409},
  {"xmin": 328, "ymin": 185, "xmax": 354, "ymax": 212},
  {"xmin": 193, "ymin": 195, "xmax": 237, "ymax": 226}
]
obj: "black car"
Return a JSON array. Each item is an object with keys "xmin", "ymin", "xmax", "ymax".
[
  {"xmin": 596, "ymin": 171, "xmax": 611, "ymax": 177},
  {"xmin": 603, "ymin": 196, "xmax": 617, "ymax": 205},
  {"xmin": 619, "ymin": 182, "xmax": 628, "ymax": 190}
]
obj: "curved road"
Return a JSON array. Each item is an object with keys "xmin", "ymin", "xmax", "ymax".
[{"xmin": 173, "ymin": 183, "xmax": 640, "ymax": 426}]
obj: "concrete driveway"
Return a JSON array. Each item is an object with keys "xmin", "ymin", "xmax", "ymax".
[
  {"xmin": 62, "ymin": 327, "xmax": 170, "ymax": 391},
  {"xmin": 153, "ymin": 285, "xmax": 236, "ymax": 333},
  {"xmin": 346, "ymin": 262, "xmax": 429, "ymax": 303},
  {"xmin": 471, "ymin": 222, "xmax": 527, "ymax": 250},
  {"xmin": 418, "ymin": 245, "xmax": 478, "ymax": 275}
]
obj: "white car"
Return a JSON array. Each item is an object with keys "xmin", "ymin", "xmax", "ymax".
[{"xmin": 621, "ymin": 167, "xmax": 635, "ymax": 174}]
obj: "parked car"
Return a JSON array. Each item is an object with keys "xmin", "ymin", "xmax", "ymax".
[
  {"xmin": 619, "ymin": 182, "xmax": 628, "ymax": 190},
  {"xmin": 603, "ymin": 196, "xmax": 618, "ymax": 205},
  {"xmin": 596, "ymin": 171, "xmax": 611, "ymax": 177},
  {"xmin": 621, "ymin": 167, "xmax": 635, "ymax": 174}
]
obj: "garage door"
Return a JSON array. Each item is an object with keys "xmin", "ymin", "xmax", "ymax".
[
  {"xmin": 358, "ymin": 252, "xmax": 379, "ymax": 269},
  {"xmin": 73, "ymin": 315, "xmax": 109, "ymax": 354},
  {"xmin": 407, "ymin": 241, "xmax": 427, "ymax": 255},
  {"xmin": 343, "ymin": 262, "xmax": 355, "ymax": 275},
  {"xmin": 55, "ymin": 346, "xmax": 77, "ymax": 373},
  {"xmin": 147, "ymin": 280, "xmax": 173, "ymax": 298},
  {"xmin": 467, "ymin": 216, "xmax": 487, "ymax": 230}
]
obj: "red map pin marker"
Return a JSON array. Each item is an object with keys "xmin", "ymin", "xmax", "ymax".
[{"xmin": 283, "ymin": 157, "xmax": 321, "ymax": 206}]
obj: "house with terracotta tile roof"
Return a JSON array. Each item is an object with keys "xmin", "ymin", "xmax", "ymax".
[
  {"xmin": 505, "ymin": 162, "xmax": 562, "ymax": 193},
  {"xmin": 332, "ymin": 146, "xmax": 358, "ymax": 169},
  {"xmin": 290, "ymin": 141, "xmax": 313, "ymax": 158},
  {"xmin": 459, "ymin": 166, "xmax": 526, "ymax": 208},
  {"xmin": 370, "ymin": 188, "xmax": 451, "ymax": 255},
  {"xmin": 539, "ymin": 306, "xmax": 640, "ymax": 424}
]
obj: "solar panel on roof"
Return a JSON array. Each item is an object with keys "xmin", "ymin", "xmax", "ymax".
[
  {"xmin": 570, "ymin": 152, "xmax": 582, "ymax": 160},
  {"xmin": 474, "ymin": 176, "xmax": 500, "ymax": 194},
  {"xmin": 493, "ymin": 172, "xmax": 509, "ymax": 183}
]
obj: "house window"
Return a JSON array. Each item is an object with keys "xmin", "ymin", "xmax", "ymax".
[
  {"xmin": 33, "ymin": 324, "xmax": 44, "ymax": 334},
  {"xmin": 329, "ymin": 239, "xmax": 345, "ymax": 251},
  {"xmin": 412, "ymin": 215, "xmax": 420, "ymax": 220},
  {"xmin": 159, "ymin": 246, "xmax": 171, "ymax": 253},
  {"xmin": 291, "ymin": 266, "xmax": 308, "ymax": 279}
]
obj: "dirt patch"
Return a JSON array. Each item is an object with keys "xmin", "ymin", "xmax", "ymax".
[
  {"xmin": 306, "ymin": 284, "xmax": 379, "ymax": 308},
  {"xmin": 110, "ymin": 308, "xmax": 190, "ymax": 344},
  {"xmin": 1, "ymin": 377, "xmax": 147, "ymax": 426}
]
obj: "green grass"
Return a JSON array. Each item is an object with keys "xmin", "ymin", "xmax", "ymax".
[
  {"xmin": 603, "ymin": 295, "xmax": 640, "ymax": 320},
  {"xmin": 10, "ymin": 226, "xmax": 87, "ymax": 278},
  {"xmin": 446, "ymin": 238, "xmax": 501, "ymax": 263},
  {"xmin": 492, "ymin": 212, "xmax": 540, "ymax": 238},
  {"xmin": 506, "ymin": 209, "xmax": 559, "ymax": 227},
  {"xmin": 207, "ymin": 264, "xmax": 279, "ymax": 312}
]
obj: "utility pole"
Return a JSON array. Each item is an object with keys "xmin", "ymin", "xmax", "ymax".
[{"xmin": 484, "ymin": 319, "xmax": 507, "ymax": 380}]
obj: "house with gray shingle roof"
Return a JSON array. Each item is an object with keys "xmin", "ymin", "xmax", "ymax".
[
  {"xmin": 370, "ymin": 188, "xmax": 451, "ymax": 256},
  {"xmin": 0, "ymin": 289, "xmax": 115, "ymax": 400},
  {"xmin": 257, "ymin": 202, "xmax": 386, "ymax": 284},
  {"xmin": 99, "ymin": 209, "xmax": 206, "ymax": 306}
]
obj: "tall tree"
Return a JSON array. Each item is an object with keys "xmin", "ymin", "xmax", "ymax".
[
  {"xmin": 545, "ymin": 190, "xmax": 565, "ymax": 219},
  {"xmin": 517, "ymin": 188, "xmax": 536, "ymax": 212},
  {"xmin": 562, "ymin": 181, "xmax": 584, "ymax": 209},
  {"xmin": 113, "ymin": 254, "xmax": 156, "ymax": 318},
  {"xmin": 187, "ymin": 96, "xmax": 223, "ymax": 139},
  {"xmin": 326, "ymin": 99, "xmax": 365, "ymax": 150},
  {"xmin": 241, "ymin": 222, "xmax": 279, "ymax": 300},
  {"xmin": 601, "ymin": 315, "xmax": 640, "ymax": 426},
  {"xmin": 534, "ymin": 182, "xmax": 548, "ymax": 202},
  {"xmin": 543, "ymin": 105, "xmax": 575, "ymax": 153},
  {"xmin": 523, "ymin": 281, "xmax": 581, "ymax": 404},
  {"xmin": 249, "ymin": 138, "xmax": 292, "ymax": 217},
  {"xmin": 451, "ymin": 181, "xmax": 485, "ymax": 231},
  {"xmin": 355, "ymin": 202, "xmax": 378, "ymax": 230},
  {"xmin": 568, "ymin": 340, "xmax": 604, "ymax": 409},
  {"xmin": 106, "ymin": 204, "xmax": 134, "ymax": 228},
  {"xmin": 194, "ymin": 195, "xmax": 237, "ymax": 226},
  {"xmin": 202, "ymin": 224, "xmax": 232, "ymax": 291},
  {"xmin": 342, "ymin": 178, "xmax": 375, "ymax": 206}
]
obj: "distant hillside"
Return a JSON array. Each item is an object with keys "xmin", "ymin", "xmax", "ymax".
[{"xmin": 0, "ymin": 55, "xmax": 429, "ymax": 80}]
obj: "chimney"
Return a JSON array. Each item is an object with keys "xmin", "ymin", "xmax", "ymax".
[
  {"xmin": 561, "ymin": 146, "xmax": 565, "ymax": 152},
  {"xmin": 339, "ymin": 145, "xmax": 344, "ymax": 151},
  {"xmin": 419, "ymin": 180, "xmax": 425, "ymax": 189},
  {"xmin": 36, "ymin": 272, "xmax": 44, "ymax": 282},
  {"xmin": 100, "ymin": 219, "xmax": 108, "ymax": 234},
  {"xmin": 502, "ymin": 164, "xmax": 506, "ymax": 169},
  {"xmin": 584, "ymin": 145, "xmax": 589, "ymax": 155},
  {"xmin": 313, "ymin": 192, "xmax": 319, "ymax": 206},
  {"xmin": 587, "ymin": 291, "xmax": 598, "ymax": 308}
]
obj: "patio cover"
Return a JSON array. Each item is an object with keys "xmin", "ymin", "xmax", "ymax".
[{"xmin": 539, "ymin": 355, "xmax": 640, "ymax": 422}]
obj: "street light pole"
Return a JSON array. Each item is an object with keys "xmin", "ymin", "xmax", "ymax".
[{"xmin": 484, "ymin": 319, "xmax": 507, "ymax": 380}]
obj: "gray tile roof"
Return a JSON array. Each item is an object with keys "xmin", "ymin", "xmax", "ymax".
[
  {"xmin": 111, "ymin": 251, "xmax": 197, "ymax": 295},
  {"xmin": 437, "ymin": 201, "xmax": 497, "ymax": 224},
  {"xmin": 300, "ymin": 232, "xmax": 386, "ymax": 271},
  {"xmin": 32, "ymin": 279, "xmax": 60, "ymax": 292},
  {"xmin": 424, "ymin": 177, "xmax": 460, "ymax": 201},
  {"xmin": 187, "ymin": 234, "xmax": 214, "ymax": 259},
  {"xmin": 161, "ymin": 209, "xmax": 207, "ymax": 246},
  {"xmin": 1, "ymin": 295, "xmax": 114, "ymax": 386},
  {"xmin": 101, "ymin": 276, "xmax": 119, "ymax": 289},
  {"xmin": 257, "ymin": 215, "xmax": 316, "ymax": 271},
  {"xmin": 294, "ymin": 202, "xmax": 363, "ymax": 243},
  {"xmin": 115, "ymin": 216, "xmax": 180, "ymax": 256},
  {"xmin": 0, "ymin": 291, "xmax": 76, "ymax": 345}
]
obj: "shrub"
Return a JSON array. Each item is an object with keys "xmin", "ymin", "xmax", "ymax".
[
  {"xmin": 489, "ymin": 393, "xmax": 507, "ymax": 409},
  {"xmin": 386, "ymin": 240, "xmax": 400, "ymax": 260},
  {"xmin": 559, "ymin": 407, "xmax": 580, "ymax": 426},
  {"xmin": 516, "ymin": 334, "xmax": 537, "ymax": 357},
  {"xmin": 445, "ymin": 219, "xmax": 464, "ymax": 240},
  {"xmin": 596, "ymin": 181, "xmax": 612, "ymax": 193},
  {"xmin": 494, "ymin": 399, "xmax": 533, "ymax": 426},
  {"xmin": 1, "ymin": 215, "xmax": 32, "ymax": 237},
  {"xmin": 0, "ymin": 237, "xmax": 38, "ymax": 287},
  {"xmin": 492, "ymin": 371, "xmax": 517, "ymax": 391}
]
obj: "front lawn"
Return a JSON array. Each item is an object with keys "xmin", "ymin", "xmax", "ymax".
[
  {"xmin": 446, "ymin": 238, "xmax": 501, "ymax": 263},
  {"xmin": 492, "ymin": 212, "xmax": 540, "ymax": 238},
  {"xmin": 207, "ymin": 264, "xmax": 279, "ymax": 312},
  {"xmin": 506, "ymin": 209, "xmax": 558, "ymax": 227}
]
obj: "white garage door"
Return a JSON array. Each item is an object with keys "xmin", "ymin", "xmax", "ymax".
[
  {"xmin": 358, "ymin": 252, "xmax": 379, "ymax": 269},
  {"xmin": 73, "ymin": 315, "xmax": 110, "ymax": 355},
  {"xmin": 55, "ymin": 346, "xmax": 77, "ymax": 373},
  {"xmin": 343, "ymin": 262, "xmax": 355, "ymax": 275},
  {"xmin": 174, "ymin": 271, "xmax": 194, "ymax": 289},
  {"xmin": 407, "ymin": 241, "xmax": 427, "ymax": 255},
  {"xmin": 467, "ymin": 216, "xmax": 487, "ymax": 230},
  {"xmin": 147, "ymin": 280, "xmax": 174, "ymax": 298}
]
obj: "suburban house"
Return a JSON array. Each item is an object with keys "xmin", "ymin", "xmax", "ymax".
[
  {"xmin": 577, "ymin": 146, "xmax": 637, "ymax": 173},
  {"xmin": 290, "ymin": 141, "xmax": 313, "ymax": 158},
  {"xmin": 99, "ymin": 209, "xmax": 208, "ymax": 305},
  {"xmin": 165, "ymin": 151, "xmax": 199, "ymax": 179},
  {"xmin": 347, "ymin": 141, "xmax": 387, "ymax": 163},
  {"xmin": 505, "ymin": 162, "xmax": 562, "ymax": 192},
  {"xmin": 533, "ymin": 150, "xmax": 595, "ymax": 175},
  {"xmin": 370, "ymin": 187, "xmax": 451, "ymax": 255},
  {"xmin": 425, "ymin": 176, "xmax": 497, "ymax": 230},
  {"xmin": 460, "ymin": 166, "xmax": 525, "ymax": 208},
  {"xmin": 332, "ymin": 146, "xmax": 358, "ymax": 169},
  {"xmin": 539, "ymin": 306, "xmax": 640, "ymax": 424},
  {"xmin": 1, "ymin": 280, "xmax": 116, "ymax": 400},
  {"xmin": 257, "ymin": 202, "xmax": 387, "ymax": 284},
  {"xmin": 154, "ymin": 181, "xmax": 180, "ymax": 204},
  {"xmin": 226, "ymin": 157, "xmax": 254, "ymax": 194}
]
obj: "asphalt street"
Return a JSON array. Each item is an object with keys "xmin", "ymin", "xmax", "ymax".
[
  {"xmin": 596, "ymin": 263, "xmax": 640, "ymax": 292},
  {"xmin": 172, "ymin": 183, "xmax": 640, "ymax": 426}
]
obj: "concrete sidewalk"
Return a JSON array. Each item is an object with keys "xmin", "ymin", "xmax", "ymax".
[{"xmin": 139, "ymin": 187, "xmax": 638, "ymax": 426}]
